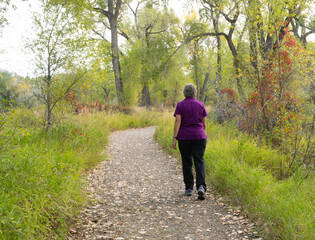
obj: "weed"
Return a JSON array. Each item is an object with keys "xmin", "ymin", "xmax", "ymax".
[
  {"xmin": 155, "ymin": 114, "xmax": 314, "ymax": 240},
  {"xmin": 0, "ymin": 109, "xmax": 163, "ymax": 239}
]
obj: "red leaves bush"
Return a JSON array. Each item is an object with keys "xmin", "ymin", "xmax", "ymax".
[{"xmin": 227, "ymin": 30, "xmax": 308, "ymax": 148}]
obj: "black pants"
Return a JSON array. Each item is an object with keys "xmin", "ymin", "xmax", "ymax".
[{"xmin": 178, "ymin": 139, "xmax": 207, "ymax": 191}]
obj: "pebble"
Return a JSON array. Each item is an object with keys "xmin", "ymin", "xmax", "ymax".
[{"xmin": 69, "ymin": 127, "xmax": 260, "ymax": 239}]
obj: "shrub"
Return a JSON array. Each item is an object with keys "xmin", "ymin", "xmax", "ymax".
[
  {"xmin": 0, "ymin": 109, "xmax": 163, "ymax": 239},
  {"xmin": 155, "ymin": 115, "xmax": 314, "ymax": 240}
]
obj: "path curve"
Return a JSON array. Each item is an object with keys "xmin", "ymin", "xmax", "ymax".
[{"xmin": 70, "ymin": 127, "xmax": 259, "ymax": 240}]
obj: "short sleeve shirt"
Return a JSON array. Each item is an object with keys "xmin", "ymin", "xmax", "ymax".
[{"xmin": 174, "ymin": 97, "xmax": 208, "ymax": 140}]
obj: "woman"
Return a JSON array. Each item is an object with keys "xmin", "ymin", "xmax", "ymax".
[{"xmin": 172, "ymin": 83, "xmax": 208, "ymax": 200}]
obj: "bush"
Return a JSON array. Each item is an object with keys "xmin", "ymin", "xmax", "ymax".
[
  {"xmin": 0, "ymin": 108, "xmax": 163, "ymax": 239},
  {"xmin": 8, "ymin": 107, "xmax": 43, "ymax": 129},
  {"xmin": 155, "ymin": 115, "xmax": 314, "ymax": 240}
]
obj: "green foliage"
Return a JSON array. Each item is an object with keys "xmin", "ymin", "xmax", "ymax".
[
  {"xmin": 82, "ymin": 40, "xmax": 115, "ymax": 103},
  {"xmin": 121, "ymin": 39, "xmax": 143, "ymax": 106},
  {"xmin": 155, "ymin": 114, "xmax": 314, "ymax": 240},
  {"xmin": 238, "ymin": 30, "xmax": 314, "ymax": 172},
  {"xmin": 0, "ymin": 108, "xmax": 163, "ymax": 239},
  {"xmin": 0, "ymin": 71, "xmax": 18, "ymax": 107},
  {"xmin": 0, "ymin": 143, "xmax": 85, "ymax": 239},
  {"xmin": 29, "ymin": 1, "xmax": 92, "ymax": 131},
  {"xmin": 68, "ymin": 36, "xmax": 119, "ymax": 105},
  {"xmin": 0, "ymin": 0, "xmax": 27, "ymax": 35},
  {"xmin": 0, "ymin": 71, "xmax": 37, "ymax": 109},
  {"xmin": 121, "ymin": 4, "xmax": 184, "ymax": 107},
  {"xmin": 8, "ymin": 107, "xmax": 43, "ymax": 129}
]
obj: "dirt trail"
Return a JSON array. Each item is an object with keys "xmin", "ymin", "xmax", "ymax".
[{"xmin": 70, "ymin": 127, "xmax": 260, "ymax": 240}]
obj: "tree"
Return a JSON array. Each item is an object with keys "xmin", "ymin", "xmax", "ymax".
[
  {"xmin": 122, "ymin": 2, "xmax": 181, "ymax": 107},
  {"xmin": 0, "ymin": 0, "xmax": 11, "ymax": 33},
  {"xmin": 0, "ymin": 71, "xmax": 17, "ymax": 107},
  {"xmin": 30, "ymin": 2, "xmax": 87, "ymax": 132},
  {"xmin": 181, "ymin": 11, "xmax": 210, "ymax": 101},
  {"xmin": 240, "ymin": 0, "xmax": 312, "ymax": 131},
  {"xmin": 291, "ymin": 15, "xmax": 315, "ymax": 47},
  {"xmin": 201, "ymin": 0, "xmax": 247, "ymax": 98},
  {"xmin": 167, "ymin": 0, "xmax": 246, "ymax": 99},
  {"xmin": 45, "ymin": 0, "xmax": 127, "ymax": 104},
  {"xmin": 0, "ymin": 0, "xmax": 26, "ymax": 35},
  {"xmin": 93, "ymin": 0, "xmax": 125, "ymax": 104},
  {"xmin": 76, "ymin": 40, "xmax": 115, "ymax": 104}
]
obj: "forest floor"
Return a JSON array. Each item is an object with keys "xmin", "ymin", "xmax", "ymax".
[{"xmin": 69, "ymin": 127, "xmax": 261, "ymax": 240}]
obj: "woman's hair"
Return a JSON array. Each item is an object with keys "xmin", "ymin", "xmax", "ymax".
[{"xmin": 183, "ymin": 83, "xmax": 197, "ymax": 98}]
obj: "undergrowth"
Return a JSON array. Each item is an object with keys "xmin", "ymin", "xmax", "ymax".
[
  {"xmin": 0, "ymin": 108, "xmax": 162, "ymax": 239},
  {"xmin": 1, "ymin": 107, "xmax": 313, "ymax": 239},
  {"xmin": 154, "ymin": 113, "xmax": 314, "ymax": 240}
]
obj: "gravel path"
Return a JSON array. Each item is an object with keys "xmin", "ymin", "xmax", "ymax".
[{"xmin": 70, "ymin": 127, "xmax": 260, "ymax": 240}]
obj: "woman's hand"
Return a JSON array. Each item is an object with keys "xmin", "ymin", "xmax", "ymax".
[
  {"xmin": 173, "ymin": 114, "xmax": 181, "ymax": 150},
  {"xmin": 172, "ymin": 137, "xmax": 177, "ymax": 150}
]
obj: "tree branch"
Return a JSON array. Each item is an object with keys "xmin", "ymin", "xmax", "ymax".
[
  {"xmin": 92, "ymin": 28, "xmax": 106, "ymax": 39},
  {"xmin": 305, "ymin": 31, "xmax": 314, "ymax": 37},
  {"xmin": 163, "ymin": 32, "xmax": 226, "ymax": 67},
  {"xmin": 114, "ymin": 0, "xmax": 122, "ymax": 19},
  {"xmin": 272, "ymin": 16, "xmax": 294, "ymax": 52},
  {"xmin": 203, "ymin": 0, "xmax": 238, "ymax": 23},
  {"xmin": 51, "ymin": 71, "xmax": 87, "ymax": 111},
  {"xmin": 118, "ymin": 28, "xmax": 130, "ymax": 40},
  {"xmin": 293, "ymin": 17, "xmax": 315, "ymax": 32},
  {"xmin": 94, "ymin": 7, "xmax": 110, "ymax": 18}
]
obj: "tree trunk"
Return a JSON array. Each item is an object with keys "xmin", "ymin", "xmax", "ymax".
[
  {"xmin": 172, "ymin": 81, "xmax": 180, "ymax": 108},
  {"xmin": 163, "ymin": 89, "xmax": 167, "ymax": 106},
  {"xmin": 224, "ymin": 35, "xmax": 244, "ymax": 99},
  {"xmin": 211, "ymin": 9, "xmax": 225, "ymax": 122},
  {"xmin": 216, "ymin": 35, "xmax": 222, "ymax": 83},
  {"xmin": 46, "ymin": 103, "xmax": 52, "ymax": 133},
  {"xmin": 194, "ymin": 66, "xmax": 200, "ymax": 100},
  {"xmin": 211, "ymin": 10, "xmax": 222, "ymax": 84},
  {"xmin": 141, "ymin": 85, "xmax": 151, "ymax": 107},
  {"xmin": 213, "ymin": 11, "xmax": 223, "ymax": 99},
  {"xmin": 248, "ymin": 10, "xmax": 261, "ymax": 83},
  {"xmin": 96, "ymin": 0, "xmax": 124, "ymax": 105},
  {"xmin": 193, "ymin": 43, "xmax": 200, "ymax": 100},
  {"xmin": 101, "ymin": 86, "xmax": 111, "ymax": 101},
  {"xmin": 200, "ymin": 72, "xmax": 209, "ymax": 103},
  {"xmin": 144, "ymin": 86, "xmax": 151, "ymax": 108},
  {"xmin": 233, "ymin": 58, "xmax": 244, "ymax": 98},
  {"xmin": 109, "ymin": 17, "xmax": 123, "ymax": 105},
  {"xmin": 45, "ymin": 75, "xmax": 52, "ymax": 133}
]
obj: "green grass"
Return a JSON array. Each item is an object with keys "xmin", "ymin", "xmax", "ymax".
[
  {"xmin": 1, "ymin": 108, "xmax": 313, "ymax": 239},
  {"xmin": 0, "ymin": 108, "xmax": 163, "ymax": 239},
  {"xmin": 154, "ymin": 114, "xmax": 315, "ymax": 240}
]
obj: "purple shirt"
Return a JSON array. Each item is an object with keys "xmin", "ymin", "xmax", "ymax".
[{"xmin": 174, "ymin": 97, "xmax": 208, "ymax": 140}]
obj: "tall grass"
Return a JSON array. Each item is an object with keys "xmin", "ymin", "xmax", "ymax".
[
  {"xmin": 154, "ymin": 114, "xmax": 315, "ymax": 240},
  {"xmin": 2, "ymin": 107, "xmax": 313, "ymax": 239},
  {"xmin": 0, "ymin": 108, "xmax": 163, "ymax": 239}
]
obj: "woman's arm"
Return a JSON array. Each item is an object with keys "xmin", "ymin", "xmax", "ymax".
[
  {"xmin": 173, "ymin": 114, "xmax": 181, "ymax": 150},
  {"xmin": 202, "ymin": 116, "xmax": 206, "ymax": 130}
]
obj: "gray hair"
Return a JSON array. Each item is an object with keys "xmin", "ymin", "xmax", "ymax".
[{"xmin": 183, "ymin": 83, "xmax": 197, "ymax": 98}]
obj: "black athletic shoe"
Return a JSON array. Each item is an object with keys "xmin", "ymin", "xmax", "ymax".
[
  {"xmin": 185, "ymin": 189, "xmax": 193, "ymax": 196},
  {"xmin": 197, "ymin": 186, "xmax": 205, "ymax": 200}
]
